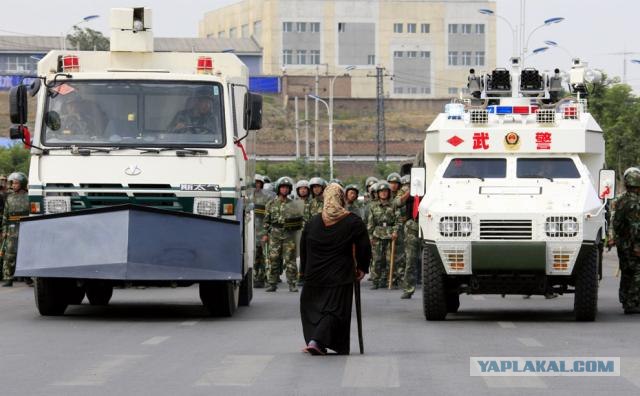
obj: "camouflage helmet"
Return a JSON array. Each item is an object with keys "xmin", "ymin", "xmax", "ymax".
[
  {"xmin": 296, "ymin": 179, "xmax": 309, "ymax": 191},
  {"xmin": 345, "ymin": 184, "xmax": 360, "ymax": 194},
  {"xmin": 263, "ymin": 175, "xmax": 272, "ymax": 184},
  {"xmin": 386, "ymin": 172, "xmax": 402, "ymax": 184},
  {"xmin": 400, "ymin": 175, "xmax": 411, "ymax": 185},
  {"xmin": 309, "ymin": 177, "xmax": 326, "ymax": 188},
  {"xmin": 329, "ymin": 178, "xmax": 344, "ymax": 188},
  {"xmin": 624, "ymin": 168, "xmax": 640, "ymax": 187},
  {"xmin": 254, "ymin": 174, "xmax": 265, "ymax": 187},
  {"xmin": 275, "ymin": 176, "xmax": 294, "ymax": 191},
  {"xmin": 376, "ymin": 181, "xmax": 391, "ymax": 192},
  {"xmin": 365, "ymin": 176, "xmax": 378, "ymax": 189},
  {"xmin": 7, "ymin": 172, "xmax": 27, "ymax": 189}
]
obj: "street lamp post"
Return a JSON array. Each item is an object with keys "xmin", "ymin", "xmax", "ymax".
[
  {"xmin": 523, "ymin": 17, "xmax": 564, "ymax": 60},
  {"xmin": 62, "ymin": 14, "xmax": 100, "ymax": 50},
  {"xmin": 479, "ymin": 8, "xmax": 518, "ymax": 57},
  {"xmin": 524, "ymin": 46, "xmax": 549, "ymax": 60}
]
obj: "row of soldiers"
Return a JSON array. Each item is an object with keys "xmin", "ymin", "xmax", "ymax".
[
  {"xmin": 0, "ymin": 172, "xmax": 30, "ymax": 287},
  {"xmin": 247, "ymin": 172, "xmax": 421, "ymax": 299}
]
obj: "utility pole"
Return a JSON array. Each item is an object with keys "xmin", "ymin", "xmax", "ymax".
[
  {"xmin": 294, "ymin": 96, "xmax": 300, "ymax": 159},
  {"xmin": 368, "ymin": 66, "xmax": 391, "ymax": 163},
  {"xmin": 304, "ymin": 95, "xmax": 310, "ymax": 159},
  {"xmin": 314, "ymin": 66, "xmax": 320, "ymax": 163}
]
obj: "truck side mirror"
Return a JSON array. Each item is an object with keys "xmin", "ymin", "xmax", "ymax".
[
  {"xmin": 599, "ymin": 169, "xmax": 616, "ymax": 200},
  {"xmin": 9, "ymin": 85, "xmax": 28, "ymax": 125},
  {"xmin": 410, "ymin": 167, "xmax": 426, "ymax": 197},
  {"xmin": 244, "ymin": 92, "xmax": 263, "ymax": 131}
]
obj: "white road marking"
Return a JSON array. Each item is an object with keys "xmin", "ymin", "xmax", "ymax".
[
  {"xmin": 141, "ymin": 336, "xmax": 170, "ymax": 346},
  {"xmin": 483, "ymin": 377, "xmax": 547, "ymax": 388},
  {"xmin": 180, "ymin": 320, "xmax": 201, "ymax": 326},
  {"xmin": 195, "ymin": 355, "xmax": 274, "ymax": 386},
  {"xmin": 498, "ymin": 321, "xmax": 516, "ymax": 329},
  {"xmin": 342, "ymin": 356, "xmax": 400, "ymax": 388},
  {"xmin": 622, "ymin": 358, "xmax": 640, "ymax": 388},
  {"xmin": 471, "ymin": 295, "xmax": 486, "ymax": 301},
  {"xmin": 54, "ymin": 355, "xmax": 146, "ymax": 386},
  {"xmin": 517, "ymin": 337, "xmax": 543, "ymax": 347}
]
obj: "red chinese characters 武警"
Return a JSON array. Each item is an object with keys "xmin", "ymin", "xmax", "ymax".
[
  {"xmin": 472, "ymin": 132, "xmax": 490, "ymax": 150},
  {"xmin": 536, "ymin": 132, "xmax": 552, "ymax": 150}
]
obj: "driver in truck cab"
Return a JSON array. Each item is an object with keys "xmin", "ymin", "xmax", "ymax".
[
  {"xmin": 58, "ymin": 96, "xmax": 107, "ymax": 139},
  {"xmin": 168, "ymin": 90, "xmax": 219, "ymax": 134}
]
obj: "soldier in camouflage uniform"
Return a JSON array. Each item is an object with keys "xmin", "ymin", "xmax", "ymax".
[
  {"xmin": 1, "ymin": 172, "xmax": 29, "ymax": 287},
  {"xmin": 387, "ymin": 173, "xmax": 406, "ymax": 287},
  {"xmin": 367, "ymin": 181, "xmax": 401, "ymax": 290},
  {"xmin": 248, "ymin": 174, "xmax": 272, "ymax": 288},
  {"xmin": 295, "ymin": 180, "xmax": 311, "ymax": 285},
  {"xmin": 304, "ymin": 177, "xmax": 326, "ymax": 224},
  {"xmin": 613, "ymin": 168, "xmax": 640, "ymax": 313},
  {"xmin": 365, "ymin": 180, "xmax": 379, "ymax": 282},
  {"xmin": 263, "ymin": 177, "xmax": 302, "ymax": 292},
  {"xmin": 345, "ymin": 184, "xmax": 364, "ymax": 218},
  {"xmin": 394, "ymin": 175, "xmax": 420, "ymax": 298}
]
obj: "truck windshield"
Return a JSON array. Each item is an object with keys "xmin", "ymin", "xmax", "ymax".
[
  {"xmin": 517, "ymin": 158, "xmax": 580, "ymax": 179},
  {"xmin": 42, "ymin": 81, "xmax": 225, "ymax": 148},
  {"xmin": 443, "ymin": 158, "xmax": 506, "ymax": 179}
]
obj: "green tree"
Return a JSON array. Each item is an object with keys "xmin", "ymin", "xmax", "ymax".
[
  {"xmin": 0, "ymin": 145, "xmax": 30, "ymax": 176},
  {"xmin": 66, "ymin": 27, "xmax": 109, "ymax": 51}
]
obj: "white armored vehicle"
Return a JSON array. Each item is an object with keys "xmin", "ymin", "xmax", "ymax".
[{"xmin": 413, "ymin": 58, "xmax": 615, "ymax": 321}]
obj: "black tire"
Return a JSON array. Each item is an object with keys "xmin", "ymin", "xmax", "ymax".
[
  {"xmin": 446, "ymin": 293, "xmax": 460, "ymax": 313},
  {"xmin": 422, "ymin": 246, "xmax": 448, "ymax": 321},
  {"xmin": 239, "ymin": 268, "xmax": 253, "ymax": 307},
  {"xmin": 86, "ymin": 281, "xmax": 113, "ymax": 306},
  {"xmin": 200, "ymin": 281, "xmax": 238, "ymax": 317},
  {"xmin": 574, "ymin": 244, "xmax": 599, "ymax": 322},
  {"xmin": 34, "ymin": 278, "xmax": 68, "ymax": 316},
  {"xmin": 67, "ymin": 284, "xmax": 85, "ymax": 305}
]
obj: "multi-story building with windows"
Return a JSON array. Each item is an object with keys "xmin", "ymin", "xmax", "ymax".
[{"xmin": 199, "ymin": 0, "xmax": 496, "ymax": 98}]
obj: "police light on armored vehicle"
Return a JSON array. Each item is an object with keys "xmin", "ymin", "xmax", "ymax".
[{"xmin": 414, "ymin": 56, "xmax": 614, "ymax": 322}]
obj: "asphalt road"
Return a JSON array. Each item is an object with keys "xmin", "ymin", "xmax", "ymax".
[{"xmin": 0, "ymin": 250, "xmax": 638, "ymax": 396}]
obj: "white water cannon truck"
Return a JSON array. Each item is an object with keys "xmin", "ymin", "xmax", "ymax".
[
  {"xmin": 7, "ymin": 8, "xmax": 263, "ymax": 317},
  {"xmin": 411, "ymin": 57, "xmax": 615, "ymax": 321}
]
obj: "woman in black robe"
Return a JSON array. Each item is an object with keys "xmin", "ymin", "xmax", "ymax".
[{"xmin": 300, "ymin": 183, "xmax": 371, "ymax": 355}]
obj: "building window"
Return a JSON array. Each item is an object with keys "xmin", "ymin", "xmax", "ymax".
[
  {"xmin": 241, "ymin": 24, "xmax": 249, "ymax": 38},
  {"xmin": 310, "ymin": 22, "xmax": 320, "ymax": 33},
  {"xmin": 394, "ymin": 51, "xmax": 404, "ymax": 58},
  {"xmin": 408, "ymin": 87, "xmax": 418, "ymax": 94},
  {"xmin": 421, "ymin": 23, "xmax": 430, "ymax": 33},
  {"xmin": 421, "ymin": 87, "xmax": 431, "ymax": 94},
  {"xmin": 448, "ymin": 51, "xmax": 458, "ymax": 66},
  {"xmin": 461, "ymin": 24, "xmax": 472, "ymax": 34},
  {"xmin": 296, "ymin": 50, "xmax": 307, "ymax": 65},
  {"xmin": 393, "ymin": 23, "xmax": 403, "ymax": 33},
  {"xmin": 407, "ymin": 51, "xmax": 417, "ymax": 58},
  {"xmin": 475, "ymin": 24, "xmax": 485, "ymax": 34},
  {"xmin": 338, "ymin": 23, "xmax": 346, "ymax": 32},
  {"xmin": 461, "ymin": 51, "xmax": 472, "ymax": 66},
  {"xmin": 229, "ymin": 27, "xmax": 237, "ymax": 38},
  {"xmin": 394, "ymin": 87, "xmax": 404, "ymax": 94},
  {"xmin": 310, "ymin": 50, "xmax": 320, "ymax": 64},
  {"xmin": 368, "ymin": 54, "xmax": 376, "ymax": 65},
  {"xmin": 448, "ymin": 24, "xmax": 458, "ymax": 34},
  {"xmin": 448, "ymin": 87, "xmax": 459, "ymax": 95},
  {"xmin": 283, "ymin": 50, "xmax": 293, "ymax": 65},
  {"xmin": 296, "ymin": 22, "xmax": 306, "ymax": 32},
  {"xmin": 420, "ymin": 51, "xmax": 431, "ymax": 58},
  {"xmin": 218, "ymin": 31, "xmax": 226, "ymax": 38},
  {"xmin": 407, "ymin": 23, "xmax": 417, "ymax": 33},
  {"xmin": 283, "ymin": 22, "xmax": 293, "ymax": 32},
  {"xmin": 475, "ymin": 51, "xmax": 485, "ymax": 66}
]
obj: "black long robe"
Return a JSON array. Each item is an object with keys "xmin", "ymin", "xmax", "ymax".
[{"xmin": 300, "ymin": 213, "xmax": 371, "ymax": 354}]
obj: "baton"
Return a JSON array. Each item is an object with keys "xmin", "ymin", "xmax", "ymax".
[{"xmin": 388, "ymin": 238, "xmax": 396, "ymax": 289}]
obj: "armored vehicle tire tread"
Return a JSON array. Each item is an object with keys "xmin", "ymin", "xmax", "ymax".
[
  {"xmin": 86, "ymin": 282, "xmax": 113, "ymax": 306},
  {"xmin": 239, "ymin": 268, "xmax": 253, "ymax": 306},
  {"xmin": 446, "ymin": 293, "xmax": 460, "ymax": 313},
  {"xmin": 200, "ymin": 281, "xmax": 237, "ymax": 317},
  {"xmin": 422, "ymin": 247, "xmax": 448, "ymax": 321},
  {"xmin": 574, "ymin": 244, "xmax": 599, "ymax": 322},
  {"xmin": 34, "ymin": 278, "xmax": 68, "ymax": 316}
]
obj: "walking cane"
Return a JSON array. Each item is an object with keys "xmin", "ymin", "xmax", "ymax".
[
  {"xmin": 352, "ymin": 245, "xmax": 364, "ymax": 354},
  {"xmin": 388, "ymin": 239, "xmax": 396, "ymax": 290}
]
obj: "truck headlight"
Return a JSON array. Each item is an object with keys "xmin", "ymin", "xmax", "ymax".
[
  {"xmin": 545, "ymin": 216, "xmax": 579, "ymax": 237},
  {"xmin": 439, "ymin": 216, "xmax": 472, "ymax": 237},
  {"xmin": 44, "ymin": 197, "xmax": 71, "ymax": 214},
  {"xmin": 194, "ymin": 197, "xmax": 220, "ymax": 217}
]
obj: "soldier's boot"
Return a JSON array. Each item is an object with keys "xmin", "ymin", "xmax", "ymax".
[
  {"xmin": 265, "ymin": 284, "xmax": 277, "ymax": 292},
  {"xmin": 400, "ymin": 291, "xmax": 412, "ymax": 299},
  {"xmin": 254, "ymin": 281, "xmax": 265, "ymax": 288},
  {"xmin": 2, "ymin": 280, "xmax": 13, "ymax": 287},
  {"xmin": 289, "ymin": 284, "xmax": 299, "ymax": 293}
]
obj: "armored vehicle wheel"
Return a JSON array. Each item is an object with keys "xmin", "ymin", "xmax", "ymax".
[
  {"xmin": 446, "ymin": 293, "xmax": 460, "ymax": 313},
  {"xmin": 34, "ymin": 278, "xmax": 68, "ymax": 316},
  {"xmin": 67, "ymin": 284, "xmax": 85, "ymax": 305},
  {"xmin": 422, "ymin": 247, "xmax": 448, "ymax": 321},
  {"xmin": 239, "ymin": 268, "xmax": 253, "ymax": 307},
  {"xmin": 86, "ymin": 281, "xmax": 113, "ymax": 306},
  {"xmin": 574, "ymin": 244, "xmax": 599, "ymax": 322},
  {"xmin": 200, "ymin": 281, "xmax": 238, "ymax": 317}
]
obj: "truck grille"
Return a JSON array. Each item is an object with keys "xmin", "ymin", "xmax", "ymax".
[{"xmin": 480, "ymin": 220, "xmax": 532, "ymax": 240}]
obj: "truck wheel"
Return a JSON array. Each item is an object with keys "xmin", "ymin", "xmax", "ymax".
[
  {"xmin": 239, "ymin": 268, "xmax": 253, "ymax": 307},
  {"xmin": 422, "ymin": 246, "xmax": 448, "ymax": 321},
  {"xmin": 67, "ymin": 284, "xmax": 85, "ymax": 305},
  {"xmin": 200, "ymin": 281, "xmax": 238, "ymax": 317},
  {"xmin": 574, "ymin": 244, "xmax": 599, "ymax": 322},
  {"xmin": 86, "ymin": 281, "xmax": 113, "ymax": 306},
  {"xmin": 34, "ymin": 278, "xmax": 68, "ymax": 316},
  {"xmin": 446, "ymin": 293, "xmax": 460, "ymax": 313}
]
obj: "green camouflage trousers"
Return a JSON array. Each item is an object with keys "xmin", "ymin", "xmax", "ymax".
[
  {"xmin": 253, "ymin": 241, "xmax": 267, "ymax": 284},
  {"xmin": 619, "ymin": 254, "xmax": 640, "ymax": 310},
  {"xmin": 368, "ymin": 233, "xmax": 378, "ymax": 282},
  {"xmin": 266, "ymin": 230, "xmax": 297, "ymax": 286},
  {"xmin": 402, "ymin": 219, "xmax": 420, "ymax": 294},
  {"xmin": 372, "ymin": 237, "xmax": 394, "ymax": 288},
  {"xmin": 2, "ymin": 225, "xmax": 19, "ymax": 281},
  {"xmin": 393, "ymin": 225, "xmax": 406, "ymax": 285}
]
